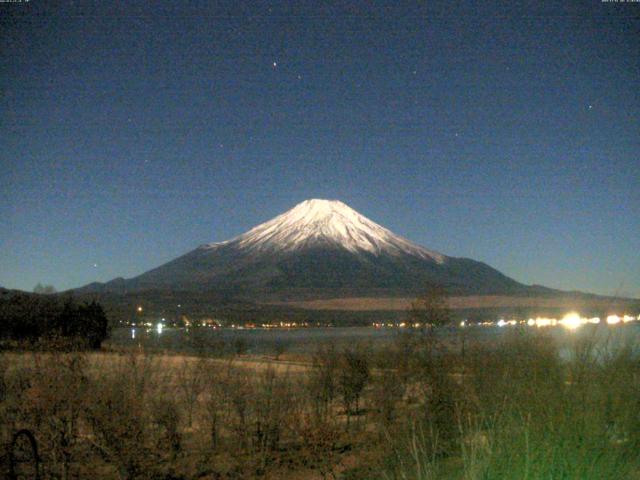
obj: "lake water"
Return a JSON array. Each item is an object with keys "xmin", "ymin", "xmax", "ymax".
[
  {"xmin": 110, "ymin": 326, "xmax": 399, "ymax": 355},
  {"xmin": 108, "ymin": 323, "xmax": 640, "ymax": 357}
]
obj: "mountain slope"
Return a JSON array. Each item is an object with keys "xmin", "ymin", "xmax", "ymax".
[{"xmin": 78, "ymin": 199, "xmax": 529, "ymax": 296}]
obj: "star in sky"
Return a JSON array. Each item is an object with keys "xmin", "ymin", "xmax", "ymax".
[{"xmin": 1, "ymin": 1, "xmax": 637, "ymax": 296}]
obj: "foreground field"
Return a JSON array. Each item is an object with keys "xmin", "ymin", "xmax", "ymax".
[{"xmin": 2, "ymin": 327, "xmax": 640, "ymax": 479}]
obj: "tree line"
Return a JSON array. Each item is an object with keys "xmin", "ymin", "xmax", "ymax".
[{"xmin": 0, "ymin": 291, "xmax": 109, "ymax": 349}]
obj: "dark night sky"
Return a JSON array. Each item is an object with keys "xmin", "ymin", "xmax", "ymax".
[{"xmin": 1, "ymin": 1, "xmax": 638, "ymax": 297}]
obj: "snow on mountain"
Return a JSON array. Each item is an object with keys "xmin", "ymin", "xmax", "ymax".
[
  {"xmin": 76, "ymin": 198, "xmax": 530, "ymax": 295},
  {"xmin": 204, "ymin": 199, "xmax": 446, "ymax": 263}
]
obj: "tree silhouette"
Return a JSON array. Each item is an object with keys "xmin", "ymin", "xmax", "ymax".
[
  {"xmin": 33, "ymin": 283, "xmax": 57, "ymax": 294},
  {"xmin": 408, "ymin": 284, "xmax": 452, "ymax": 330}
]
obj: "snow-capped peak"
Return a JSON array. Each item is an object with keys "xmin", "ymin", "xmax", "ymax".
[{"xmin": 206, "ymin": 199, "xmax": 445, "ymax": 263}]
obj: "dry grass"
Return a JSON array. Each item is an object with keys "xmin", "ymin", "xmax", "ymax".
[
  {"xmin": 2, "ymin": 328, "xmax": 640, "ymax": 479},
  {"xmin": 267, "ymin": 294, "xmax": 637, "ymax": 311}
]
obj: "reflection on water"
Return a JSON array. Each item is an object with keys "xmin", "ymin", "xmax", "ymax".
[
  {"xmin": 553, "ymin": 323, "xmax": 640, "ymax": 362},
  {"xmin": 114, "ymin": 322, "xmax": 640, "ymax": 358},
  {"xmin": 117, "ymin": 326, "xmax": 397, "ymax": 354}
]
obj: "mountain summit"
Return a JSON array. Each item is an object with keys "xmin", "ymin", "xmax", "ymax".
[
  {"xmin": 205, "ymin": 199, "xmax": 445, "ymax": 262},
  {"xmin": 79, "ymin": 199, "xmax": 527, "ymax": 296}
]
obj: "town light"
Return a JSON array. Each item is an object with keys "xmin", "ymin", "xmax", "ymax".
[
  {"xmin": 606, "ymin": 315, "xmax": 621, "ymax": 325},
  {"xmin": 560, "ymin": 312, "xmax": 582, "ymax": 330}
]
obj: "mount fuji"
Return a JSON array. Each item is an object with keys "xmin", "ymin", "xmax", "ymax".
[{"xmin": 79, "ymin": 199, "xmax": 531, "ymax": 297}]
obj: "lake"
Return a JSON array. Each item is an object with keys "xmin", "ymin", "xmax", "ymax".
[{"xmin": 107, "ymin": 322, "xmax": 640, "ymax": 357}]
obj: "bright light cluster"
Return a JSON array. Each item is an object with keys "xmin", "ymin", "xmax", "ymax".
[
  {"xmin": 559, "ymin": 312, "xmax": 582, "ymax": 329},
  {"xmin": 605, "ymin": 315, "xmax": 635, "ymax": 325},
  {"xmin": 527, "ymin": 317, "xmax": 557, "ymax": 327},
  {"xmin": 521, "ymin": 312, "xmax": 634, "ymax": 329},
  {"xmin": 372, "ymin": 313, "xmax": 638, "ymax": 330},
  {"xmin": 528, "ymin": 313, "xmax": 602, "ymax": 329},
  {"xmin": 607, "ymin": 315, "xmax": 621, "ymax": 325}
]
